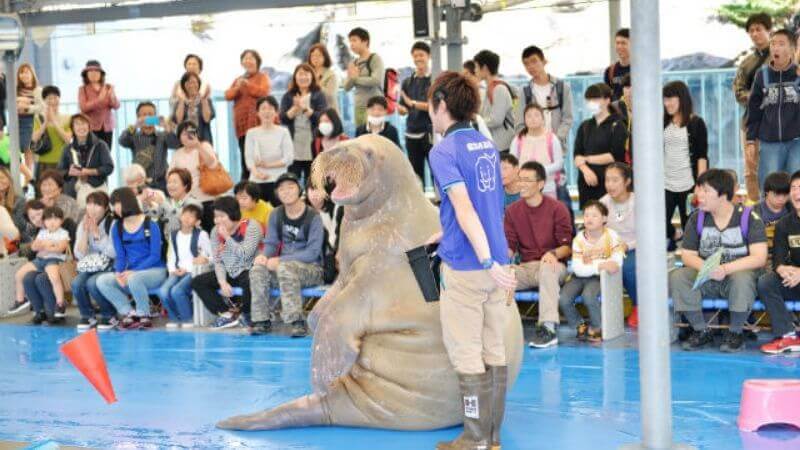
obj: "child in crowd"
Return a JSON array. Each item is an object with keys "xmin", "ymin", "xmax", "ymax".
[
  {"xmin": 756, "ymin": 171, "xmax": 792, "ymax": 268},
  {"xmin": 559, "ymin": 200, "xmax": 626, "ymax": 342},
  {"xmin": 15, "ymin": 206, "xmax": 70, "ymax": 315},
  {"xmin": 500, "ymin": 153, "xmax": 521, "ymax": 208},
  {"xmin": 159, "ymin": 204, "xmax": 211, "ymax": 328},
  {"xmin": 510, "ymin": 103, "xmax": 563, "ymax": 198},
  {"xmin": 235, "ymin": 181, "xmax": 272, "ymax": 232}
]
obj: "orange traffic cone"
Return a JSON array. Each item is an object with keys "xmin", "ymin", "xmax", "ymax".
[{"xmin": 60, "ymin": 329, "xmax": 117, "ymax": 404}]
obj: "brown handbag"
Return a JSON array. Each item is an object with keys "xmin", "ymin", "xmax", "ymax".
[
  {"xmin": 199, "ymin": 161, "xmax": 234, "ymax": 196},
  {"xmin": 60, "ymin": 246, "xmax": 78, "ymax": 295}
]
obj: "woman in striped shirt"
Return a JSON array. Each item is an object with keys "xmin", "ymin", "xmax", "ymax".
[{"xmin": 663, "ymin": 80, "xmax": 708, "ymax": 250}]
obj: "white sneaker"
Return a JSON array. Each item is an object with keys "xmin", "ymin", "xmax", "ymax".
[
  {"xmin": 7, "ymin": 300, "xmax": 30, "ymax": 315},
  {"xmin": 165, "ymin": 322, "xmax": 180, "ymax": 329},
  {"xmin": 181, "ymin": 322, "xmax": 194, "ymax": 329}
]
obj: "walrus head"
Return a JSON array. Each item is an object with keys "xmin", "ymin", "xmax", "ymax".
[{"xmin": 311, "ymin": 134, "xmax": 418, "ymax": 217}]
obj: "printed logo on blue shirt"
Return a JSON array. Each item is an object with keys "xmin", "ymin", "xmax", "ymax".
[{"xmin": 475, "ymin": 152, "xmax": 498, "ymax": 193}]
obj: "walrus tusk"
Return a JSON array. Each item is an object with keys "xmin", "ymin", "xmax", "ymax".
[{"xmin": 216, "ymin": 394, "xmax": 331, "ymax": 430}]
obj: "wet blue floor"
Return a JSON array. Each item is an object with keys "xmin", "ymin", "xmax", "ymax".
[{"xmin": 1, "ymin": 325, "xmax": 799, "ymax": 449}]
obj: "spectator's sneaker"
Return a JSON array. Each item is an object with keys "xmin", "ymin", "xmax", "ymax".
[
  {"xmin": 54, "ymin": 303, "xmax": 66, "ymax": 319},
  {"xmin": 681, "ymin": 329, "xmax": 714, "ymax": 351},
  {"xmin": 139, "ymin": 318, "xmax": 153, "ymax": 330},
  {"xmin": 720, "ymin": 331, "xmax": 745, "ymax": 353},
  {"xmin": 31, "ymin": 311, "xmax": 46, "ymax": 325},
  {"xmin": 528, "ymin": 325, "xmax": 558, "ymax": 349},
  {"xmin": 77, "ymin": 317, "xmax": 97, "ymax": 331},
  {"xmin": 181, "ymin": 322, "xmax": 194, "ymax": 329},
  {"xmin": 290, "ymin": 320, "xmax": 308, "ymax": 338},
  {"xmin": 97, "ymin": 317, "xmax": 119, "ymax": 331},
  {"xmin": 8, "ymin": 300, "xmax": 30, "ymax": 315},
  {"xmin": 250, "ymin": 320, "xmax": 272, "ymax": 335},
  {"xmin": 165, "ymin": 322, "xmax": 180, "ymax": 330},
  {"xmin": 212, "ymin": 314, "xmax": 239, "ymax": 330},
  {"xmin": 119, "ymin": 315, "xmax": 140, "ymax": 330},
  {"xmin": 576, "ymin": 323, "xmax": 589, "ymax": 342},
  {"xmin": 760, "ymin": 333, "xmax": 800, "ymax": 355}
]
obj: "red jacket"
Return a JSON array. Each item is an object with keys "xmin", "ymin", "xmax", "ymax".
[
  {"xmin": 78, "ymin": 84, "xmax": 121, "ymax": 132},
  {"xmin": 224, "ymin": 72, "xmax": 271, "ymax": 138}
]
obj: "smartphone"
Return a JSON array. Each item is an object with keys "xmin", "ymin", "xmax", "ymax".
[{"xmin": 144, "ymin": 116, "xmax": 159, "ymax": 126}]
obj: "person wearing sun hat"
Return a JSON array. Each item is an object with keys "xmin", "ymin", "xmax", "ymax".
[{"xmin": 78, "ymin": 60, "xmax": 120, "ymax": 148}]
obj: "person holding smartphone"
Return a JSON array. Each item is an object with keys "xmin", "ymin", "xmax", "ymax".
[{"xmin": 119, "ymin": 101, "xmax": 180, "ymax": 193}]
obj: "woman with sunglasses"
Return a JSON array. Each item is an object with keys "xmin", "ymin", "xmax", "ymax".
[{"xmin": 168, "ymin": 120, "xmax": 219, "ymax": 231}]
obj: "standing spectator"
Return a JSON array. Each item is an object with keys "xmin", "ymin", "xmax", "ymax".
[
  {"xmin": 559, "ymin": 200, "xmax": 626, "ymax": 342},
  {"xmin": 280, "ymin": 63, "xmax": 327, "ymax": 182},
  {"xmin": 604, "ymin": 28, "xmax": 631, "ymax": 101},
  {"xmin": 225, "ymin": 49, "xmax": 271, "ymax": 180},
  {"xmin": 573, "ymin": 83, "xmax": 628, "ymax": 207},
  {"xmin": 757, "ymin": 169, "xmax": 800, "ymax": 355},
  {"xmin": 152, "ymin": 168, "xmax": 201, "ymax": 235},
  {"xmin": 246, "ymin": 96, "xmax": 293, "ymax": 206},
  {"xmin": 313, "ymin": 109, "xmax": 349, "ymax": 156},
  {"xmin": 307, "ymin": 43, "xmax": 339, "ymax": 114},
  {"xmin": 600, "ymin": 163, "xmax": 638, "ymax": 327},
  {"xmin": 57, "ymin": 113, "xmax": 114, "ymax": 208},
  {"xmin": 73, "ymin": 191, "xmax": 118, "ymax": 331},
  {"xmin": 355, "ymin": 96, "xmax": 400, "ymax": 147},
  {"xmin": 191, "ymin": 196, "xmax": 262, "ymax": 329},
  {"xmin": 663, "ymin": 80, "xmax": 708, "ymax": 249},
  {"xmin": 31, "ymin": 86, "xmax": 71, "ymax": 178},
  {"xmin": 398, "ymin": 41, "xmax": 433, "ymax": 186},
  {"xmin": 0, "ymin": 166, "xmax": 26, "ymax": 230},
  {"xmin": 344, "ymin": 27, "xmax": 384, "ymax": 128},
  {"xmin": 755, "ymin": 171, "xmax": 792, "ymax": 268},
  {"xmin": 506, "ymin": 161, "xmax": 572, "ymax": 349},
  {"xmin": 120, "ymin": 102, "xmax": 180, "ymax": 192},
  {"xmin": 249, "ymin": 172, "xmax": 324, "ymax": 337},
  {"xmin": 500, "ymin": 153, "xmax": 521, "ymax": 208},
  {"xmin": 78, "ymin": 60, "xmax": 120, "ymax": 148},
  {"xmin": 235, "ymin": 181, "xmax": 273, "ymax": 231},
  {"xmin": 473, "ymin": 49, "xmax": 516, "ymax": 152},
  {"xmin": 170, "ymin": 54, "xmax": 211, "ymax": 110},
  {"xmin": 15, "ymin": 63, "xmax": 43, "ymax": 157},
  {"xmin": 96, "ymin": 187, "xmax": 167, "ymax": 330},
  {"xmin": 160, "ymin": 204, "xmax": 211, "ymax": 328},
  {"xmin": 670, "ymin": 170, "xmax": 767, "ymax": 352},
  {"xmin": 169, "ymin": 120, "xmax": 221, "ymax": 232},
  {"xmin": 734, "ymin": 13, "xmax": 772, "ymax": 202},
  {"xmin": 746, "ymin": 29, "xmax": 800, "ymax": 189},
  {"xmin": 37, "ymin": 170, "xmax": 79, "ymax": 224},
  {"xmin": 460, "ymin": 61, "xmax": 493, "ymax": 140},
  {"xmin": 510, "ymin": 104, "xmax": 564, "ymax": 199},
  {"xmin": 172, "ymin": 72, "xmax": 215, "ymax": 144},
  {"xmin": 611, "ymin": 74, "xmax": 633, "ymax": 165}
]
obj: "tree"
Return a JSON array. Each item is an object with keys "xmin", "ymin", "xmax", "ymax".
[{"xmin": 716, "ymin": 0, "xmax": 800, "ymax": 29}]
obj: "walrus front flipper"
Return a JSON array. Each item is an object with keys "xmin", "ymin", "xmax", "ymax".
[{"xmin": 216, "ymin": 393, "xmax": 331, "ymax": 430}]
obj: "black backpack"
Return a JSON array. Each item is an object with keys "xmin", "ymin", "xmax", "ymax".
[
  {"xmin": 276, "ymin": 206, "xmax": 337, "ymax": 284},
  {"xmin": 170, "ymin": 227, "xmax": 201, "ymax": 268},
  {"xmin": 116, "ymin": 216, "xmax": 167, "ymax": 261}
]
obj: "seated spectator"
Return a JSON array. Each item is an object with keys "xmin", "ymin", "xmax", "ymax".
[
  {"xmin": 160, "ymin": 204, "xmax": 211, "ymax": 328},
  {"xmin": 169, "ymin": 120, "xmax": 220, "ymax": 231},
  {"xmin": 757, "ymin": 169, "xmax": 800, "ymax": 354},
  {"xmin": 16, "ymin": 199, "xmax": 44, "ymax": 262},
  {"xmin": 0, "ymin": 197, "xmax": 19, "ymax": 255},
  {"xmin": 505, "ymin": 161, "xmax": 572, "ymax": 349},
  {"xmin": 755, "ymin": 171, "xmax": 792, "ymax": 268},
  {"xmin": 56, "ymin": 113, "xmax": 114, "ymax": 209},
  {"xmin": 17, "ymin": 206, "xmax": 70, "ymax": 325},
  {"xmin": 31, "ymin": 85, "xmax": 71, "ymax": 177},
  {"xmin": 96, "ymin": 187, "xmax": 167, "ymax": 330},
  {"xmin": 600, "ymin": 163, "xmax": 637, "ymax": 327},
  {"xmin": 281, "ymin": 63, "xmax": 327, "ymax": 182},
  {"xmin": 670, "ymin": 169, "xmax": 767, "ymax": 352},
  {"xmin": 355, "ymin": 96, "xmax": 400, "ymax": 147},
  {"xmin": 500, "ymin": 153, "xmax": 521, "ymax": 208},
  {"xmin": 169, "ymin": 54, "xmax": 211, "ymax": 111},
  {"xmin": 313, "ymin": 108, "xmax": 348, "ymax": 157},
  {"xmin": 250, "ymin": 172, "xmax": 324, "ymax": 337},
  {"xmin": 119, "ymin": 101, "xmax": 180, "ymax": 192},
  {"xmin": 306, "ymin": 182, "xmax": 343, "ymax": 254},
  {"xmin": 171, "ymin": 71, "xmax": 215, "ymax": 144},
  {"xmin": 0, "ymin": 166, "xmax": 26, "ymax": 230},
  {"xmin": 73, "ymin": 191, "xmax": 118, "ymax": 331},
  {"xmin": 190, "ymin": 196, "xmax": 262, "ymax": 329},
  {"xmin": 152, "ymin": 168, "xmax": 201, "ymax": 235},
  {"xmin": 246, "ymin": 96, "xmax": 293, "ymax": 206},
  {"xmin": 235, "ymin": 181, "xmax": 272, "ymax": 232},
  {"xmin": 123, "ymin": 164, "xmax": 166, "ymax": 220},
  {"xmin": 510, "ymin": 104, "xmax": 563, "ymax": 198},
  {"xmin": 559, "ymin": 200, "xmax": 625, "ymax": 342},
  {"xmin": 37, "ymin": 169, "xmax": 79, "ymax": 224}
]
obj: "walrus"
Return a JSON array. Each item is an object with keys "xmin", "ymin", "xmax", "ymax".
[{"xmin": 217, "ymin": 134, "xmax": 524, "ymax": 431}]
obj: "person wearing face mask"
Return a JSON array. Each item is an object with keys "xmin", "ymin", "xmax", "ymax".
[
  {"xmin": 312, "ymin": 108, "xmax": 349, "ymax": 156},
  {"xmin": 280, "ymin": 64, "xmax": 327, "ymax": 183},
  {"xmin": 573, "ymin": 83, "xmax": 628, "ymax": 208},
  {"xmin": 355, "ymin": 96, "xmax": 400, "ymax": 147},
  {"xmin": 248, "ymin": 96, "xmax": 294, "ymax": 206}
]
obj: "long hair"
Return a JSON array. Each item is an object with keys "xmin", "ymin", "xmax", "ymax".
[
  {"xmin": 663, "ymin": 80, "xmax": 693, "ymax": 128},
  {"xmin": 307, "ymin": 43, "xmax": 333, "ymax": 69},
  {"xmin": 288, "ymin": 63, "xmax": 321, "ymax": 95},
  {"xmin": 0, "ymin": 167, "xmax": 17, "ymax": 213},
  {"xmin": 16, "ymin": 63, "xmax": 38, "ymax": 93}
]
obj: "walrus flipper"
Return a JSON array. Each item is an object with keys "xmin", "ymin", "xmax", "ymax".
[{"xmin": 216, "ymin": 394, "xmax": 331, "ymax": 430}]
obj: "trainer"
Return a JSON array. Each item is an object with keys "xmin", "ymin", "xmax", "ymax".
[{"xmin": 427, "ymin": 71, "xmax": 516, "ymax": 450}]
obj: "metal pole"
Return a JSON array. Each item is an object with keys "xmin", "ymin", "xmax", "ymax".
[
  {"xmin": 431, "ymin": 0, "xmax": 442, "ymax": 76},
  {"xmin": 5, "ymin": 52, "xmax": 19, "ymax": 194},
  {"xmin": 445, "ymin": 5, "xmax": 462, "ymax": 71},
  {"xmin": 608, "ymin": 0, "xmax": 621, "ymax": 64}
]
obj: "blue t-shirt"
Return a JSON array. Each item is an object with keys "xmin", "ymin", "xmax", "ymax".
[
  {"xmin": 112, "ymin": 219, "xmax": 165, "ymax": 273},
  {"xmin": 429, "ymin": 124, "xmax": 509, "ymax": 270}
]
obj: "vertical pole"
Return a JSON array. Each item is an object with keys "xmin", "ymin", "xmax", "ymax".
[
  {"xmin": 445, "ymin": 5, "xmax": 462, "ymax": 71},
  {"xmin": 431, "ymin": 0, "xmax": 443, "ymax": 76},
  {"xmin": 608, "ymin": 0, "xmax": 621, "ymax": 63},
  {"xmin": 5, "ymin": 53, "xmax": 19, "ymax": 194}
]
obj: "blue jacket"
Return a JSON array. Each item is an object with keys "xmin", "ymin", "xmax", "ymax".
[{"xmin": 112, "ymin": 218, "xmax": 165, "ymax": 273}]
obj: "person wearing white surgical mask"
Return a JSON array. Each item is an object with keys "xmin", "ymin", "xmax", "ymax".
[
  {"xmin": 313, "ymin": 108, "xmax": 349, "ymax": 156},
  {"xmin": 573, "ymin": 83, "xmax": 628, "ymax": 208},
  {"xmin": 355, "ymin": 95, "xmax": 400, "ymax": 147}
]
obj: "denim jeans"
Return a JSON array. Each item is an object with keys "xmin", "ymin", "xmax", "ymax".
[
  {"xmin": 96, "ymin": 268, "xmax": 167, "ymax": 317},
  {"xmin": 758, "ymin": 138, "xmax": 800, "ymax": 189},
  {"xmin": 158, "ymin": 273, "xmax": 194, "ymax": 323},
  {"xmin": 623, "ymin": 250, "xmax": 637, "ymax": 305},
  {"xmin": 72, "ymin": 271, "xmax": 117, "ymax": 320},
  {"xmin": 23, "ymin": 271, "xmax": 56, "ymax": 317}
]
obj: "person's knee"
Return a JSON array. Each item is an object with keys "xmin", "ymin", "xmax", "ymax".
[
  {"xmin": 276, "ymin": 261, "xmax": 300, "ymax": 279},
  {"xmin": 728, "ymin": 270, "xmax": 758, "ymax": 293},
  {"xmin": 757, "ymin": 271, "xmax": 780, "ymax": 295}
]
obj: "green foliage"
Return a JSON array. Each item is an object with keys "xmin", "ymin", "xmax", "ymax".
[{"xmin": 716, "ymin": 0, "xmax": 799, "ymax": 28}]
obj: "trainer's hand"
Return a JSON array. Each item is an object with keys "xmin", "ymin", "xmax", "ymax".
[
  {"xmin": 489, "ymin": 262, "xmax": 516, "ymax": 292},
  {"xmin": 425, "ymin": 231, "xmax": 443, "ymax": 246}
]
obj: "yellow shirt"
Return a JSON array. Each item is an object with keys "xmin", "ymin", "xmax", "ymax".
[{"xmin": 241, "ymin": 200, "xmax": 273, "ymax": 230}]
